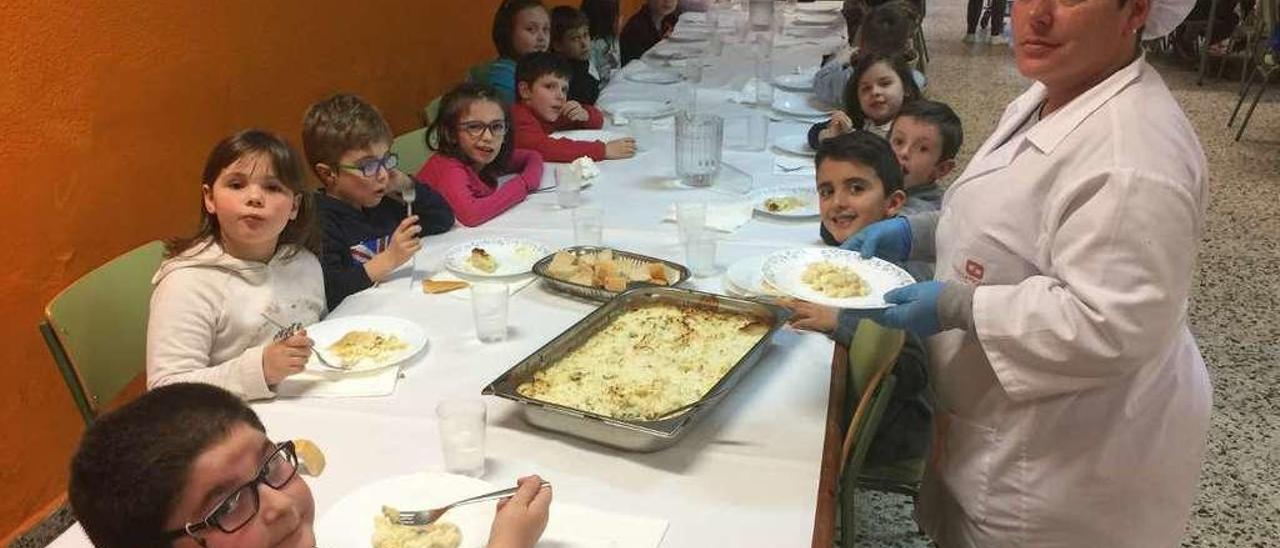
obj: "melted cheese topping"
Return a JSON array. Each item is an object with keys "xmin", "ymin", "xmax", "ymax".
[{"xmin": 516, "ymin": 304, "xmax": 767, "ymax": 420}]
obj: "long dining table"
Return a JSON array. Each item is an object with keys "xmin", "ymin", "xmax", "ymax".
[{"xmin": 50, "ymin": 4, "xmax": 854, "ymax": 547}]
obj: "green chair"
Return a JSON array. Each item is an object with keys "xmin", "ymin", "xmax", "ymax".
[
  {"xmin": 834, "ymin": 319, "xmax": 907, "ymax": 546},
  {"xmin": 391, "ymin": 127, "xmax": 433, "ymax": 176},
  {"xmin": 39, "ymin": 240, "xmax": 165, "ymax": 424},
  {"xmin": 421, "ymin": 95, "xmax": 443, "ymax": 127}
]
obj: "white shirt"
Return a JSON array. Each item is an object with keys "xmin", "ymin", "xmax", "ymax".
[{"xmin": 918, "ymin": 56, "xmax": 1212, "ymax": 547}]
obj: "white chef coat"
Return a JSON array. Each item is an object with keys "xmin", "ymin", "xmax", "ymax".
[{"xmin": 916, "ymin": 55, "xmax": 1213, "ymax": 547}]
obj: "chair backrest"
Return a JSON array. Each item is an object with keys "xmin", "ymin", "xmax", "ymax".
[
  {"xmin": 844, "ymin": 319, "xmax": 906, "ymax": 427},
  {"xmin": 421, "ymin": 95, "xmax": 444, "ymax": 127},
  {"xmin": 391, "ymin": 127, "xmax": 434, "ymax": 176},
  {"xmin": 40, "ymin": 240, "xmax": 165, "ymax": 423}
]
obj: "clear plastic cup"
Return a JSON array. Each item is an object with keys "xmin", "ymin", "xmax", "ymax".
[
  {"xmin": 471, "ymin": 283, "xmax": 509, "ymax": 343},
  {"xmin": 628, "ymin": 114, "xmax": 655, "ymax": 151},
  {"xmin": 676, "ymin": 202, "xmax": 707, "ymax": 243},
  {"xmin": 436, "ymin": 398, "xmax": 486, "ymax": 477},
  {"xmin": 573, "ymin": 206, "xmax": 603, "ymax": 246},
  {"xmin": 555, "ymin": 166, "xmax": 581, "ymax": 209},
  {"xmin": 685, "ymin": 232, "xmax": 719, "ymax": 277}
]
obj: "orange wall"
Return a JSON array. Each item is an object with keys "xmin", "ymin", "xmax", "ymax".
[{"xmin": 0, "ymin": 0, "xmax": 611, "ymax": 540}]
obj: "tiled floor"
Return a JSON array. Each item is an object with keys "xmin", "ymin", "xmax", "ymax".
[
  {"xmin": 853, "ymin": 1, "xmax": 1280, "ymax": 547},
  {"xmin": 13, "ymin": 2, "xmax": 1279, "ymax": 547}
]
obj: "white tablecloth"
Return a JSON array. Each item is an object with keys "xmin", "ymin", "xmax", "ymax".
[{"xmin": 51, "ymin": 4, "xmax": 849, "ymax": 547}]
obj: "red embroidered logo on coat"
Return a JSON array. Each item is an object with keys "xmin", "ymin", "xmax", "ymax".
[{"xmin": 965, "ymin": 259, "xmax": 985, "ymax": 282}]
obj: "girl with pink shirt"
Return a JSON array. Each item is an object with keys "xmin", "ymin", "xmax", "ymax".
[{"xmin": 418, "ymin": 83, "xmax": 545, "ymax": 227}]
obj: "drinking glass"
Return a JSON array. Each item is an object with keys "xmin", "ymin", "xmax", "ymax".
[
  {"xmin": 436, "ymin": 398, "xmax": 486, "ymax": 477},
  {"xmin": 573, "ymin": 206, "xmax": 603, "ymax": 246},
  {"xmin": 685, "ymin": 232, "xmax": 719, "ymax": 277},
  {"xmin": 471, "ymin": 283, "xmax": 509, "ymax": 343},
  {"xmin": 675, "ymin": 113, "xmax": 724, "ymax": 187},
  {"xmin": 556, "ymin": 165, "xmax": 581, "ymax": 209},
  {"xmin": 676, "ymin": 202, "xmax": 707, "ymax": 243},
  {"xmin": 628, "ymin": 113, "xmax": 655, "ymax": 151}
]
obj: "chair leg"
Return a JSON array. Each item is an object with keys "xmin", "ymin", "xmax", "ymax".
[
  {"xmin": 1229, "ymin": 66, "xmax": 1259, "ymax": 127},
  {"xmin": 1234, "ymin": 73, "xmax": 1270, "ymax": 141},
  {"xmin": 1197, "ymin": 0, "xmax": 1221, "ymax": 85}
]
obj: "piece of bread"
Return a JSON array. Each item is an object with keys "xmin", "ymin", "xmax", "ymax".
[
  {"xmin": 603, "ymin": 275, "xmax": 629, "ymax": 292},
  {"xmin": 293, "ymin": 438, "xmax": 326, "ymax": 476},
  {"xmin": 547, "ymin": 251, "xmax": 578, "ymax": 279},
  {"xmin": 422, "ymin": 280, "xmax": 470, "ymax": 294},
  {"xmin": 648, "ymin": 263, "xmax": 670, "ymax": 285}
]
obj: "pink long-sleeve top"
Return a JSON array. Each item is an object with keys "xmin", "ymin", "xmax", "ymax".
[
  {"xmin": 511, "ymin": 102, "xmax": 607, "ymax": 162},
  {"xmin": 416, "ymin": 149, "xmax": 545, "ymax": 227}
]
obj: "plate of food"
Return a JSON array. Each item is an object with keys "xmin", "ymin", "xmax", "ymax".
[
  {"xmin": 624, "ymin": 69, "xmax": 683, "ymax": 85},
  {"xmin": 304, "ymin": 315, "xmax": 427, "ymax": 373},
  {"xmin": 533, "ymin": 246, "xmax": 688, "ymax": 301},
  {"xmin": 443, "ymin": 237, "xmax": 551, "ymax": 278},
  {"xmin": 647, "ymin": 44, "xmax": 702, "ymax": 60},
  {"xmin": 549, "ymin": 129, "xmax": 629, "ymax": 144},
  {"xmin": 315, "ymin": 472, "xmax": 495, "ymax": 548},
  {"xmin": 772, "ymin": 134, "xmax": 816, "ymax": 157},
  {"xmin": 762, "ymin": 247, "xmax": 915, "ymax": 309},
  {"xmin": 749, "ymin": 186, "xmax": 820, "ymax": 219},
  {"xmin": 774, "ymin": 73, "xmax": 815, "ymax": 91}
]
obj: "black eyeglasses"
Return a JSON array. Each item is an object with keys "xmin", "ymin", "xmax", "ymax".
[
  {"xmin": 459, "ymin": 120, "xmax": 508, "ymax": 138},
  {"xmin": 163, "ymin": 441, "xmax": 299, "ymax": 544},
  {"xmin": 339, "ymin": 152, "xmax": 399, "ymax": 178}
]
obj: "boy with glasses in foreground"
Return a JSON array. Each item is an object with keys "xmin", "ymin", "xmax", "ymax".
[
  {"xmin": 70, "ymin": 383, "xmax": 552, "ymax": 548},
  {"xmin": 303, "ymin": 94, "xmax": 455, "ymax": 310}
]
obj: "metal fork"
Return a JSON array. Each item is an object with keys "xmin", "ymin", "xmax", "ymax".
[
  {"xmin": 396, "ymin": 480, "xmax": 551, "ymax": 527},
  {"xmin": 402, "ymin": 178, "xmax": 418, "ymax": 291},
  {"xmin": 259, "ymin": 313, "xmax": 343, "ymax": 370}
]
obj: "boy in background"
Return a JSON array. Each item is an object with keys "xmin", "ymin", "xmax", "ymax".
[
  {"xmin": 511, "ymin": 52, "xmax": 635, "ymax": 162},
  {"xmin": 303, "ymin": 94, "xmax": 454, "ymax": 310},
  {"xmin": 550, "ymin": 6, "xmax": 601, "ymax": 105},
  {"xmin": 888, "ymin": 99, "xmax": 963, "ymax": 215}
]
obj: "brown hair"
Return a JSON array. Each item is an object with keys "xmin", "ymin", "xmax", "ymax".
[
  {"xmin": 69, "ymin": 384, "xmax": 266, "ymax": 548},
  {"xmin": 166, "ymin": 129, "xmax": 321, "ymax": 259},
  {"xmin": 301, "ymin": 93, "xmax": 394, "ymax": 182},
  {"xmin": 493, "ymin": 0, "xmax": 548, "ymax": 59},
  {"xmin": 842, "ymin": 53, "xmax": 922, "ymax": 129},
  {"xmin": 428, "ymin": 82, "xmax": 515, "ymax": 186}
]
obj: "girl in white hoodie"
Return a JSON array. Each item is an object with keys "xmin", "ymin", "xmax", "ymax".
[{"xmin": 147, "ymin": 129, "xmax": 326, "ymax": 400}]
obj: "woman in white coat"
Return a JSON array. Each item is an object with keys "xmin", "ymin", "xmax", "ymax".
[{"xmin": 844, "ymin": 0, "xmax": 1212, "ymax": 544}]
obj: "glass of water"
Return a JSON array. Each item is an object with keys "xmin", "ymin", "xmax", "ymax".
[
  {"xmin": 555, "ymin": 166, "xmax": 581, "ymax": 209},
  {"xmin": 436, "ymin": 398, "xmax": 487, "ymax": 477},
  {"xmin": 471, "ymin": 283, "xmax": 509, "ymax": 343},
  {"xmin": 573, "ymin": 206, "xmax": 603, "ymax": 246},
  {"xmin": 676, "ymin": 202, "xmax": 707, "ymax": 243},
  {"xmin": 685, "ymin": 232, "xmax": 719, "ymax": 277}
]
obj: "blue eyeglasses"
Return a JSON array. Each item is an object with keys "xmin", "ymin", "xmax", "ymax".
[{"xmin": 339, "ymin": 152, "xmax": 399, "ymax": 178}]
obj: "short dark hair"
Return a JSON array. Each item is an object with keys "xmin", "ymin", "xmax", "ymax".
[
  {"xmin": 580, "ymin": 0, "xmax": 619, "ymax": 39},
  {"xmin": 842, "ymin": 52, "xmax": 922, "ymax": 128},
  {"xmin": 515, "ymin": 51, "xmax": 572, "ymax": 87},
  {"xmin": 551, "ymin": 6, "xmax": 590, "ymax": 46},
  {"xmin": 428, "ymin": 82, "xmax": 515, "ymax": 185},
  {"xmin": 894, "ymin": 99, "xmax": 964, "ymax": 161},
  {"xmin": 166, "ymin": 129, "xmax": 320, "ymax": 260},
  {"xmin": 861, "ymin": 1, "xmax": 919, "ymax": 57},
  {"xmin": 301, "ymin": 93, "xmax": 394, "ymax": 178},
  {"xmin": 493, "ymin": 0, "xmax": 547, "ymax": 59},
  {"xmin": 814, "ymin": 130, "xmax": 904, "ymax": 195},
  {"xmin": 69, "ymin": 384, "xmax": 266, "ymax": 548}
]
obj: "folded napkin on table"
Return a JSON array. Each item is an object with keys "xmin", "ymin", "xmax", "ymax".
[
  {"xmin": 422, "ymin": 270, "xmax": 537, "ymax": 300},
  {"xmin": 664, "ymin": 201, "xmax": 754, "ymax": 233},
  {"xmin": 275, "ymin": 365, "xmax": 401, "ymax": 398}
]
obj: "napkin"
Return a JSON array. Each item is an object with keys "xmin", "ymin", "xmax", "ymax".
[
  {"xmin": 275, "ymin": 365, "xmax": 401, "ymax": 398},
  {"xmin": 664, "ymin": 201, "xmax": 754, "ymax": 233},
  {"xmin": 540, "ymin": 503, "xmax": 669, "ymax": 548},
  {"xmin": 774, "ymin": 155, "xmax": 816, "ymax": 175},
  {"xmin": 423, "ymin": 270, "xmax": 536, "ymax": 300}
]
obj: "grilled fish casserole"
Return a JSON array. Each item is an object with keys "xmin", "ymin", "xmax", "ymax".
[{"xmin": 516, "ymin": 304, "xmax": 768, "ymax": 421}]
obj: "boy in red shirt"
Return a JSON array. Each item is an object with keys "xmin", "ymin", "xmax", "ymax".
[{"xmin": 511, "ymin": 51, "xmax": 635, "ymax": 162}]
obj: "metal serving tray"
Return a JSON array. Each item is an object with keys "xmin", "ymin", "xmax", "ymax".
[
  {"xmin": 482, "ymin": 286, "xmax": 790, "ymax": 452},
  {"xmin": 530, "ymin": 246, "xmax": 691, "ymax": 303}
]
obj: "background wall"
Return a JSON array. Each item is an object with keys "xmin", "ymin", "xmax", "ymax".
[{"xmin": 0, "ymin": 0, "xmax": 643, "ymax": 540}]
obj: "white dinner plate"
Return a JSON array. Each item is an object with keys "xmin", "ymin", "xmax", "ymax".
[
  {"xmin": 550, "ymin": 129, "xmax": 628, "ymax": 143},
  {"xmin": 773, "ymin": 134, "xmax": 816, "ymax": 157},
  {"xmin": 599, "ymin": 100, "xmax": 677, "ymax": 119},
  {"xmin": 725, "ymin": 254, "xmax": 784, "ymax": 297},
  {"xmin": 794, "ymin": 12, "xmax": 842, "ymax": 26},
  {"xmin": 648, "ymin": 44, "xmax": 701, "ymax": 60},
  {"xmin": 304, "ymin": 315, "xmax": 427, "ymax": 374},
  {"xmin": 762, "ymin": 247, "xmax": 915, "ymax": 309},
  {"xmin": 315, "ymin": 473, "xmax": 496, "ymax": 548},
  {"xmin": 443, "ymin": 237, "xmax": 550, "ymax": 278},
  {"xmin": 774, "ymin": 73, "xmax": 815, "ymax": 91},
  {"xmin": 772, "ymin": 93, "xmax": 834, "ymax": 118},
  {"xmin": 625, "ymin": 69, "xmax": 683, "ymax": 85},
  {"xmin": 668, "ymin": 29, "xmax": 712, "ymax": 42},
  {"xmin": 750, "ymin": 186, "xmax": 821, "ymax": 219},
  {"xmin": 797, "ymin": 2, "xmax": 843, "ymax": 12}
]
